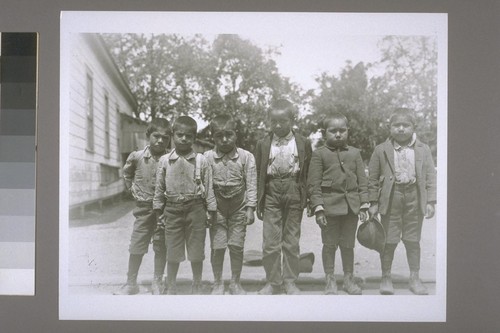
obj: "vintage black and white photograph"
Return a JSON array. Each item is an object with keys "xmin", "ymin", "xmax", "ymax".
[{"xmin": 59, "ymin": 11, "xmax": 447, "ymax": 321}]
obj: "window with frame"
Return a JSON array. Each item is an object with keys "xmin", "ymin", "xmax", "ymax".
[
  {"xmin": 104, "ymin": 92, "xmax": 110, "ymax": 158},
  {"xmin": 86, "ymin": 72, "xmax": 94, "ymax": 151}
]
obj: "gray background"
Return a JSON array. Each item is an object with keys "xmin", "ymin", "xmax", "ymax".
[{"xmin": 1, "ymin": 0, "xmax": 499, "ymax": 332}]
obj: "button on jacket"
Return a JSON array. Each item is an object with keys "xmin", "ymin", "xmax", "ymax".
[
  {"xmin": 368, "ymin": 138, "xmax": 436, "ymax": 216},
  {"xmin": 255, "ymin": 132, "xmax": 312, "ymax": 219},
  {"xmin": 307, "ymin": 145, "xmax": 369, "ymax": 217},
  {"xmin": 123, "ymin": 146, "xmax": 165, "ymax": 203}
]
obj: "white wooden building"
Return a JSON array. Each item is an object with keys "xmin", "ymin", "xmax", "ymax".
[{"xmin": 69, "ymin": 33, "xmax": 147, "ymax": 210}]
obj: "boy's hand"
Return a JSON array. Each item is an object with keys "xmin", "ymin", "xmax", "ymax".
[
  {"xmin": 206, "ymin": 211, "xmax": 217, "ymax": 228},
  {"xmin": 315, "ymin": 211, "xmax": 328, "ymax": 229},
  {"xmin": 359, "ymin": 209, "xmax": 369, "ymax": 223},
  {"xmin": 368, "ymin": 204, "xmax": 378, "ymax": 219},
  {"xmin": 256, "ymin": 209, "xmax": 263, "ymax": 221},
  {"xmin": 425, "ymin": 203, "xmax": 435, "ymax": 219},
  {"xmin": 245, "ymin": 207, "xmax": 255, "ymax": 225}
]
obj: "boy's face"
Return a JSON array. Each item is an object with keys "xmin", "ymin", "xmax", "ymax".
[
  {"xmin": 324, "ymin": 118, "xmax": 348, "ymax": 148},
  {"xmin": 173, "ymin": 124, "xmax": 196, "ymax": 154},
  {"xmin": 390, "ymin": 115, "xmax": 414, "ymax": 145},
  {"xmin": 148, "ymin": 127, "xmax": 170, "ymax": 156},
  {"xmin": 212, "ymin": 123, "xmax": 237, "ymax": 154},
  {"xmin": 269, "ymin": 108, "xmax": 293, "ymax": 138}
]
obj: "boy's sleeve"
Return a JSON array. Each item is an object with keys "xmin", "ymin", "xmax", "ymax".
[
  {"xmin": 202, "ymin": 157, "xmax": 217, "ymax": 212},
  {"xmin": 122, "ymin": 151, "xmax": 137, "ymax": 191},
  {"xmin": 355, "ymin": 150, "xmax": 369, "ymax": 203},
  {"xmin": 424, "ymin": 145, "xmax": 437, "ymax": 203},
  {"xmin": 303, "ymin": 138, "xmax": 313, "ymax": 182},
  {"xmin": 153, "ymin": 157, "xmax": 166, "ymax": 211},
  {"xmin": 255, "ymin": 140, "xmax": 262, "ymax": 183},
  {"xmin": 244, "ymin": 151, "xmax": 257, "ymax": 208},
  {"xmin": 307, "ymin": 150, "xmax": 324, "ymax": 212},
  {"xmin": 367, "ymin": 147, "xmax": 382, "ymax": 203}
]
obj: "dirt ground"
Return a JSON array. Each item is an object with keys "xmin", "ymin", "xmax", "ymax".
[{"xmin": 67, "ymin": 198, "xmax": 437, "ymax": 295}]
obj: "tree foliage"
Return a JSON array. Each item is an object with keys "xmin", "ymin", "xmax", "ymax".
[
  {"xmin": 103, "ymin": 33, "xmax": 299, "ymax": 152},
  {"xmin": 308, "ymin": 36, "xmax": 438, "ymax": 160},
  {"xmin": 102, "ymin": 34, "xmax": 437, "ymax": 158}
]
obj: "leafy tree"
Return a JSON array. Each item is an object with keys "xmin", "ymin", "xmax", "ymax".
[
  {"xmin": 102, "ymin": 33, "xmax": 210, "ymax": 121},
  {"xmin": 103, "ymin": 33, "xmax": 298, "ymax": 152},
  {"xmin": 375, "ymin": 36, "xmax": 438, "ymax": 154},
  {"xmin": 309, "ymin": 36, "xmax": 438, "ymax": 160},
  {"xmin": 197, "ymin": 34, "xmax": 299, "ymax": 152}
]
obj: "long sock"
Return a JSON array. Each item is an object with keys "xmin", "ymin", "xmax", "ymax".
[
  {"xmin": 127, "ymin": 254, "xmax": 144, "ymax": 282},
  {"xmin": 167, "ymin": 262, "xmax": 180, "ymax": 282},
  {"xmin": 403, "ymin": 241, "xmax": 421, "ymax": 271},
  {"xmin": 322, "ymin": 244, "xmax": 337, "ymax": 274},
  {"xmin": 380, "ymin": 243, "xmax": 397, "ymax": 273},
  {"xmin": 191, "ymin": 261, "xmax": 203, "ymax": 282},
  {"xmin": 339, "ymin": 246, "xmax": 354, "ymax": 274},
  {"xmin": 211, "ymin": 249, "xmax": 225, "ymax": 277},
  {"xmin": 154, "ymin": 252, "xmax": 167, "ymax": 276},
  {"xmin": 228, "ymin": 245, "xmax": 243, "ymax": 276}
]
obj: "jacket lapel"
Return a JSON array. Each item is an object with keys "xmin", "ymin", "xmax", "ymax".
[
  {"xmin": 383, "ymin": 139, "xmax": 396, "ymax": 175},
  {"xmin": 261, "ymin": 134, "xmax": 272, "ymax": 173},
  {"xmin": 294, "ymin": 132, "xmax": 305, "ymax": 169},
  {"xmin": 414, "ymin": 140, "xmax": 424, "ymax": 179}
]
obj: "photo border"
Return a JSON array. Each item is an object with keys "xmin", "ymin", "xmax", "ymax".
[{"xmin": 59, "ymin": 11, "xmax": 447, "ymax": 322}]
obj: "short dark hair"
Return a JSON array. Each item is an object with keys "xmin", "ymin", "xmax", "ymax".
[
  {"xmin": 173, "ymin": 116, "xmax": 197, "ymax": 134},
  {"xmin": 321, "ymin": 112, "xmax": 349, "ymax": 130},
  {"xmin": 210, "ymin": 114, "xmax": 237, "ymax": 133},
  {"xmin": 270, "ymin": 98, "xmax": 296, "ymax": 120},
  {"xmin": 146, "ymin": 118, "xmax": 171, "ymax": 138},
  {"xmin": 389, "ymin": 108, "xmax": 416, "ymax": 126}
]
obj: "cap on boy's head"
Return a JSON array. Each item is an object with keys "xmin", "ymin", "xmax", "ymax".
[
  {"xmin": 210, "ymin": 114, "xmax": 237, "ymax": 133},
  {"xmin": 173, "ymin": 116, "xmax": 197, "ymax": 134},
  {"xmin": 321, "ymin": 112, "xmax": 349, "ymax": 130},
  {"xmin": 270, "ymin": 98, "xmax": 296, "ymax": 120},
  {"xmin": 389, "ymin": 108, "xmax": 416, "ymax": 125},
  {"xmin": 146, "ymin": 117, "xmax": 171, "ymax": 138}
]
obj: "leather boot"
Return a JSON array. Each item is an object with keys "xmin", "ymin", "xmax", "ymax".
[
  {"xmin": 343, "ymin": 272, "xmax": 362, "ymax": 295},
  {"xmin": 228, "ymin": 273, "xmax": 246, "ymax": 295},
  {"xmin": 409, "ymin": 271, "xmax": 428, "ymax": 295},
  {"xmin": 151, "ymin": 274, "xmax": 164, "ymax": 295},
  {"xmin": 324, "ymin": 273, "xmax": 338, "ymax": 295},
  {"xmin": 284, "ymin": 281, "xmax": 301, "ymax": 295},
  {"xmin": 211, "ymin": 272, "xmax": 225, "ymax": 295},
  {"xmin": 113, "ymin": 273, "xmax": 139, "ymax": 295},
  {"xmin": 165, "ymin": 276, "xmax": 177, "ymax": 295},
  {"xmin": 380, "ymin": 270, "xmax": 394, "ymax": 295}
]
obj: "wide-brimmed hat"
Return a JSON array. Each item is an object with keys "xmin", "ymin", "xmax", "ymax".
[
  {"xmin": 357, "ymin": 214, "xmax": 386, "ymax": 254},
  {"xmin": 243, "ymin": 250, "xmax": 315, "ymax": 273}
]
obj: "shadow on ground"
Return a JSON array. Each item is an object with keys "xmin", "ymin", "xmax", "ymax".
[{"xmin": 69, "ymin": 197, "xmax": 135, "ymax": 228}]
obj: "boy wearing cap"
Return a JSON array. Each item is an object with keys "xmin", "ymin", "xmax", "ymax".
[
  {"xmin": 307, "ymin": 113, "xmax": 369, "ymax": 295},
  {"xmin": 255, "ymin": 99, "xmax": 312, "ymax": 295},
  {"xmin": 204, "ymin": 115, "xmax": 257, "ymax": 295},
  {"xmin": 115, "ymin": 118, "xmax": 171, "ymax": 295},
  {"xmin": 368, "ymin": 108, "xmax": 436, "ymax": 295},
  {"xmin": 153, "ymin": 116, "xmax": 217, "ymax": 295}
]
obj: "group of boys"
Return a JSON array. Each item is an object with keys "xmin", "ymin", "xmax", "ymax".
[{"xmin": 115, "ymin": 98, "xmax": 436, "ymax": 296}]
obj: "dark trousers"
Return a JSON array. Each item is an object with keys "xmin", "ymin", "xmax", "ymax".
[{"xmin": 262, "ymin": 178, "xmax": 303, "ymax": 286}]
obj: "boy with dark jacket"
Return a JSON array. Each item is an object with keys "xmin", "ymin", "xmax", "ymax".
[
  {"xmin": 255, "ymin": 99, "xmax": 312, "ymax": 295},
  {"xmin": 307, "ymin": 113, "xmax": 369, "ymax": 295}
]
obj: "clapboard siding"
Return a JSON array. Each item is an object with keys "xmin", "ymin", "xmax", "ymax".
[{"xmin": 69, "ymin": 34, "xmax": 140, "ymax": 207}]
